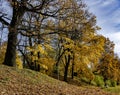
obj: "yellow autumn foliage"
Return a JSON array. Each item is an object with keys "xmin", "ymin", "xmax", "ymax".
[
  {"xmin": 44, "ymin": 44, "xmax": 53, "ymax": 51},
  {"xmin": 37, "ymin": 57, "xmax": 55, "ymax": 75},
  {"xmin": 37, "ymin": 44, "xmax": 47, "ymax": 55},
  {"xmin": 16, "ymin": 52, "xmax": 23, "ymax": 69},
  {"xmin": 26, "ymin": 44, "xmax": 48, "ymax": 56},
  {"xmin": 97, "ymin": 53, "xmax": 119, "ymax": 81}
]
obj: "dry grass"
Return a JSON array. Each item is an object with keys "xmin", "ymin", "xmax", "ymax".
[{"xmin": 0, "ymin": 65, "xmax": 115, "ymax": 95}]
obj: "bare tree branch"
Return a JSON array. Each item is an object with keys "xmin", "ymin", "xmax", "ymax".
[{"xmin": 0, "ymin": 16, "xmax": 10, "ymax": 26}]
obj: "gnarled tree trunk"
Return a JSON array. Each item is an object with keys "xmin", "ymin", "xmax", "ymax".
[
  {"xmin": 3, "ymin": 1, "xmax": 26, "ymax": 66},
  {"xmin": 3, "ymin": 28, "xmax": 17, "ymax": 66}
]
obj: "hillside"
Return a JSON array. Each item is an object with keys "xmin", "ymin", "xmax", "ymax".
[{"xmin": 0, "ymin": 65, "xmax": 115, "ymax": 95}]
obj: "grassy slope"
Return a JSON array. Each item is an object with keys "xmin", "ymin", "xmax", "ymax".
[
  {"xmin": 0, "ymin": 65, "xmax": 115, "ymax": 95},
  {"xmin": 104, "ymin": 86, "xmax": 120, "ymax": 95}
]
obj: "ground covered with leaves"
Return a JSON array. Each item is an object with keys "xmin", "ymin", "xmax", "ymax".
[{"xmin": 0, "ymin": 65, "xmax": 116, "ymax": 95}]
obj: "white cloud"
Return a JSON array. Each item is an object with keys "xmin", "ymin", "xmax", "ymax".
[
  {"xmin": 104, "ymin": 32, "xmax": 120, "ymax": 51},
  {"xmin": 101, "ymin": 0, "xmax": 116, "ymax": 6},
  {"xmin": 84, "ymin": 0, "xmax": 102, "ymax": 6},
  {"xmin": 111, "ymin": 8, "xmax": 120, "ymax": 24}
]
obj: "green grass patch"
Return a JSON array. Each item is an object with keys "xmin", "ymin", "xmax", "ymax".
[{"xmin": 104, "ymin": 86, "xmax": 120, "ymax": 95}]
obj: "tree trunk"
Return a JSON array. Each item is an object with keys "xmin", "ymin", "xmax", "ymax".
[
  {"xmin": 64, "ymin": 54, "xmax": 70, "ymax": 82},
  {"xmin": 71, "ymin": 54, "xmax": 75, "ymax": 79},
  {"xmin": 3, "ymin": 28, "xmax": 17, "ymax": 66},
  {"xmin": 71, "ymin": 63, "xmax": 74, "ymax": 79},
  {"xmin": 3, "ymin": 1, "xmax": 26, "ymax": 66}
]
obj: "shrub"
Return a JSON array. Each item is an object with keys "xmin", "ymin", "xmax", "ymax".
[
  {"xmin": 105, "ymin": 80, "xmax": 117, "ymax": 87},
  {"xmin": 105, "ymin": 80, "xmax": 112, "ymax": 87},
  {"xmin": 94, "ymin": 75, "xmax": 105, "ymax": 88},
  {"xmin": 81, "ymin": 77, "xmax": 90, "ymax": 84},
  {"xmin": 91, "ymin": 80, "xmax": 97, "ymax": 86},
  {"xmin": 111, "ymin": 80, "xmax": 117, "ymax": 87}
]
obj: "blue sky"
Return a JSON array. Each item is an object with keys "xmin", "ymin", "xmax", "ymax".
[
  {"xmin": 0, "ymin": 0, "xmax": 12, "ymax": 41},
  {"xmin": 84, "ymin": 0, "xmax": 120, "ymax": 57}
]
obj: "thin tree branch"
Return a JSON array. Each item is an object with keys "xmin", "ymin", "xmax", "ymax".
[{"xmin": 0, "ymin": 16, "xmax": 10, "ymax": 26}]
